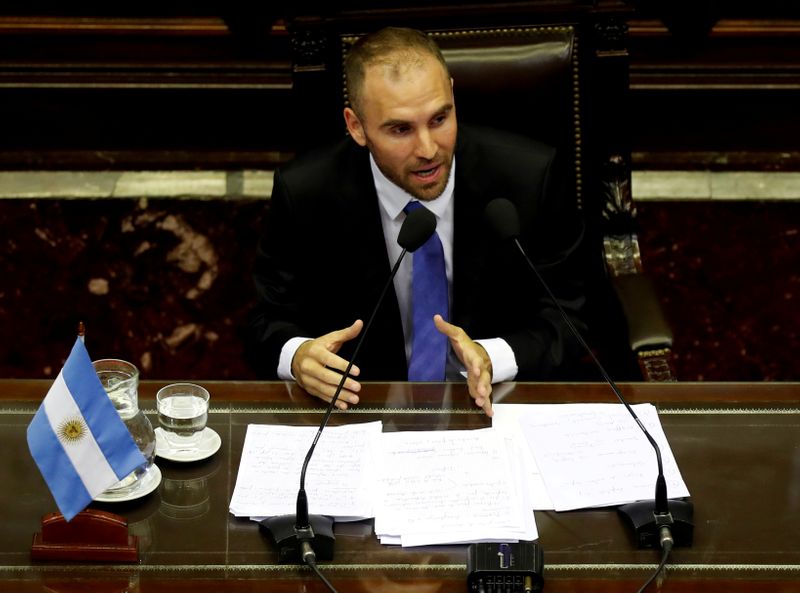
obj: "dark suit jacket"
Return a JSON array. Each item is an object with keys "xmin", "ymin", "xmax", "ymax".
[{"xmin": 249, "ymin": 124, "xmax": 586, "ymax": 380}]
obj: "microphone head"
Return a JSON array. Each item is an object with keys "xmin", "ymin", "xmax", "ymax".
[
  {"xmin": 398, "ymin": 205, "xmax": 436, "ymax": 252},
  {"xmin": 485, "ymin": 198, "xmax": 520, "ymax": 241}
]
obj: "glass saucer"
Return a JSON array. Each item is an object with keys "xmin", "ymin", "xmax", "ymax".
[
  {"xmin": 155, "ymin": 427, "xmax": 222, "ymax": 463},
  {"xmin": 94, "ymin": 464, "xmax": 162, "ymax": 503}
]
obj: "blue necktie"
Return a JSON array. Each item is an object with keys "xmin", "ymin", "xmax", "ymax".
[{"xmin": 403, "ymin": 201, "xmax": 449, "ymax": 381}]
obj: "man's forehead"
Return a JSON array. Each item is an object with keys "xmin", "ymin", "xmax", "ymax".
[{"xmin": 365, "ymin": 52, "xmax": 444, "ymax": 81}]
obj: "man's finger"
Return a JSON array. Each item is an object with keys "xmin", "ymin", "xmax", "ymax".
[
  {"xmin": 328, "ymin": 319, "xmax": 364, "ymax": 348},
  {"xmin": 299, "ymin": 369, "xmax": 361, "ymax": 405},
  {"xmin": 467, "ymin": 366, "xmax": 491, "ymax": 411},
  {"xmin": 433, "ymin": 314, "xmax": 460, "ymax": 339},
  {"xmin": 316, "ymin": 347, "xmax": 361, "ymax": 378},
  {"xmin": 433, "ymin": 314, "xmax": 493, "ymax": 417}
]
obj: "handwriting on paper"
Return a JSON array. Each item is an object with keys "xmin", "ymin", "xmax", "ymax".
[
  {"xmin": 514, "ymin": 403, "xmax": 690, "ymax": 511},
  {"xmin": 229, "ymin": 421, "xmax": 382, "ymax": 519}
]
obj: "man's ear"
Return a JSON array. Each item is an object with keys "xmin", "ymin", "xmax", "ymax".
[{"xmin": 344, "ymin": 107, "xmax": 367, "ymax": 147}]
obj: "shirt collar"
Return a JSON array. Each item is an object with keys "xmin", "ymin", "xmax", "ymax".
[{"xmin": 370, "ymin": 154, "xmax": 456, "ymax": 221}]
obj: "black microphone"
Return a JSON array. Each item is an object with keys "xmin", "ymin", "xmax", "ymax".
[
  {"xmin": 484, "ymin": 198, "xmax": 693, "ymax": 550},
  {"xmin": 261, "ymin": 205, "xmax": 437, "ymax": 568}
]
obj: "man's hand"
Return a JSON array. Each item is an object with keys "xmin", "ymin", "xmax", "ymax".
[
  {"xmin": 291, "ymin": 320, "xmax": 363, "ymax": 410},
  {"xmin": 433, "ymin": 314, "xmax": 494, "ymax": 417}
]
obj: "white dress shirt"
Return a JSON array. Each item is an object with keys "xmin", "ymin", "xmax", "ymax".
[{"xmin": 277, "ymin": 154, "xmax": 518, "ymax": 383}]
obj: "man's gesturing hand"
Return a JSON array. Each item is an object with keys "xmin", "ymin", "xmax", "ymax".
[
  {"xmin": 433, "ymin": 314, "xmax": 494, "ymax": 417},
  {"xmin": 291, "ymin": 320, "xmax": 363, "ymax": 410}
]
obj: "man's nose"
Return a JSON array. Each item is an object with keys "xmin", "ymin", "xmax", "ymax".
[{"xmin": 414, "ymin": 129, "xmax": 437, "ymax": 161}]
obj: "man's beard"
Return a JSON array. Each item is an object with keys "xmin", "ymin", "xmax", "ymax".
[{"xmin": 380, "ymin": 157, "xmax": 453, "ymax": 202}]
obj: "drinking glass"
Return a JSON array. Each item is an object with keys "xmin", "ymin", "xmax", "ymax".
[{"xmin": 156, "ymin": 383, "xmax": 210, "ymax": 452}]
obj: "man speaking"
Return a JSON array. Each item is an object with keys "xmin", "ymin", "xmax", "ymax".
[{"xmin": 250, "ymin": 27, "xmax": 586, "ymax": 416}]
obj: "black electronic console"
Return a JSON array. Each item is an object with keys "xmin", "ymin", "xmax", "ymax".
[{"xmin": 467, "ymin": 541, "xmax": 544, "ymax": 593}]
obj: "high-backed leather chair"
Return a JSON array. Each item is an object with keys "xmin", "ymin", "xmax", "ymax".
[{"xmin": 287, "ymin": 8, "xmax": 677, "ymax": 381}]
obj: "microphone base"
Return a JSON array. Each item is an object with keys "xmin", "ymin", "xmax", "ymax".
[
  {"xmin": 618, "ymin": 499, "xmax": 694, "ymax": 548},
  {"xmin": 260, "ymin": 514, "xmax": 335, "ymax": 563}
]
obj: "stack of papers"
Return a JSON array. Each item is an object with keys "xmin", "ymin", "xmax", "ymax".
[
  {"xmin": 373, "ymin": 428, "xmax": 536, "ymax": 546},
  {"xmin": 230, "ymin": 422, "xmax": 535, "ymax": 546},
  {"xmin": 229, "ymin": 403, "xmax": 690, "ymax": 546}
]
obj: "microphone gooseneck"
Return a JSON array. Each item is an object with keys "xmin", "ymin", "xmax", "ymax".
[
  {"xmin": 296, "ymin": 205, "xmax": 436, "ymax": 514},
  {"xmin": 262, "ymin": 206, "xmax": 437, "ymax": 576},
  {"xmin": 511, "ymin": 224, "xmax": 669, "ymax": 509},
  {"xmin": 483, "ymin": 198, "xmax": 692, "ymax": 554}
]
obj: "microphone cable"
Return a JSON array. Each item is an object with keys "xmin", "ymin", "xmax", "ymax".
[
  {"xmin": 638, "ymin": 535, "xmax": 673, "ymax": 593},
  {"xmin": 302, "ymin": 541, "xmax": 339, "ymax": 593}
]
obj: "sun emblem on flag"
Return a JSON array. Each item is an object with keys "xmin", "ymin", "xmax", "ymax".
[{"xmin": 57, "ymin": 416, "xmax": 88, "ymax": 444}]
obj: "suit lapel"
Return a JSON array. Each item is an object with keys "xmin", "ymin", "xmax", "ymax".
[
  {"xmin": 336, "ymin": 144, "xmax": 408, "ymax": 378},
  {"xmin": 451, "ymin": 128, "xmax": 492, "ymax": 334}
]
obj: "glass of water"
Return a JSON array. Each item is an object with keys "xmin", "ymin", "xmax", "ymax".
[{"xmin": 156, "ymin": 383, "xmax": 210, "ymax": 452}]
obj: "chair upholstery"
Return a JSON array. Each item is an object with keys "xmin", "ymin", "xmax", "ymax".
[{"xmin": 289, "ymin": 12, "xmax": 677, "ymax": 381}]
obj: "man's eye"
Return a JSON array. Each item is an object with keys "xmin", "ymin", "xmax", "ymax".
[{"xmin": 392, "ymin": 126, "xmax": 411, "ymax": 135}]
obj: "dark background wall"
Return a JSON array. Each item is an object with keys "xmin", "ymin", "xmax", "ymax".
[{"xmin": 2, "ymin": 1, "xmax": 799, "ymax": 172}]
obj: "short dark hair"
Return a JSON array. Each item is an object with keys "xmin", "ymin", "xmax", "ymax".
[{"xmin": 344, "ymin": 27, "xmax": 449, "ymax": 117}]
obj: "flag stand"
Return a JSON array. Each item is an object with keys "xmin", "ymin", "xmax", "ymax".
[{"xmin": 31, "ymin": 509, "xmax": 138, "ymax": 562}]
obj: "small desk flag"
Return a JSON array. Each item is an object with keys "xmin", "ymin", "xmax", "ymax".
[{"xmin": 26, "ymin": 338, "xmax": 146, "ymax": 521}]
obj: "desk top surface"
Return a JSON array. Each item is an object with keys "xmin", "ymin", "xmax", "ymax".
[{"xmin": 1, "ymin": 380, "xmax": 799, "ymax": 592}]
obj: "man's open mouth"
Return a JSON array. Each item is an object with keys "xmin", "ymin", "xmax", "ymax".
[{"xmin": 413, "ymin": 164, "xmax": 440, "ymax": 179}]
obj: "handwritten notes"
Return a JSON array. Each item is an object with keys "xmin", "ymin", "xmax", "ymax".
[
  {"xmin": 494, "ymin": 403, "xmax": 690, "ymax": 511},
  {"xmin": 229, "ymin": 403, "xmax": 690, "ymax": 546},
  {"xmin": 229, "ymin": 421, "xmax": 382, "ymax": 520},
  {"xmin": 374, "ymin": 428, "xmax": 537, "ymax": 546},
  {"xmin": 229, "ymin": 422, "xmax": 536, "ymax": 546}
]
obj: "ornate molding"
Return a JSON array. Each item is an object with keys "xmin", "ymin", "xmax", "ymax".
[
  {"xmin": 290, "ymin": 28, "xmax": 328, "ymax": 73},
  {"xmin": 594, "ymin": 17, "xmax": 629, "ymax": 55},
  {"xmin": 638, "ymin": 349, "xmax": 678, "ymax": 382},
  {"xmin": 601, "ymin": 155, "xmax": 641, "ymax": 276}
]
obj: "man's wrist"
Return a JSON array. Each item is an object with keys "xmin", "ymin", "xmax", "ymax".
[
  {"xmin": 474, "ymin": 338, "xmax": 518, "ymax": 383},
  {"xmin": 278, "ymin": 337, "xmax": 312, "ymax": 380}
]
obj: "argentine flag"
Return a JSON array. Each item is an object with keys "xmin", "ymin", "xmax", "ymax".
[{"xmin": 27, "ymin": 338, "xmax": 146, "ymax": 521}]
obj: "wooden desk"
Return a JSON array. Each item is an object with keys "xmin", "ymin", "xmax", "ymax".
[{"xmin": 1, "ymin": 380, "xmax": 799, "ymax": 592}]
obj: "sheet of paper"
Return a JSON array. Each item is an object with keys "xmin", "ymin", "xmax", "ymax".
[
  {"xmin": 491, "ymin": 404, "xmax": 555, "ymax": 510},
  {"xmin": 229, "ymin": 421, "xmax": 382, "ymax": 520},
  {"xmin": 507, "ymin": 403, "xmax": 690, "ymax": 511},
  {"xmin": 373, "ymin": 427, "xmax": 537, "ymax": 546}
]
